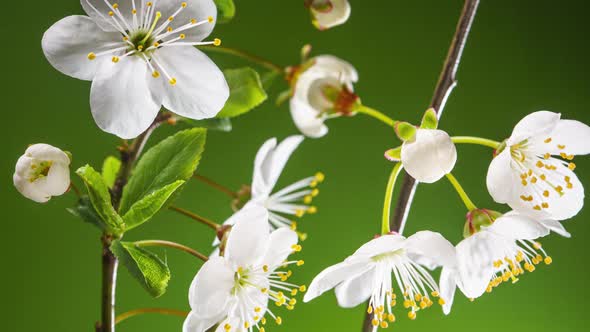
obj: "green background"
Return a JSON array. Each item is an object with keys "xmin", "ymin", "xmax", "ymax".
[{"xmin": 1, "ymin": 0, "xmax": 589, "ymax": 331}]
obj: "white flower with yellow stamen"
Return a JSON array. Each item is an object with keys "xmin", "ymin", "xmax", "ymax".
[
  {"xmin": 289, "ymin": 56, "xmax": 358, "ymax": 138},
  {"xmin": 305, "ymin": 0, "xmax": 351, "ymax": 30},
  {"xmin": 13, "ymin": 144, "xmax": 71, "ymax": 203},
  {"xmin": 42, "ymin": 0, "xmax": 229, "ymax": 139},
  {"xmin": 303, "ymin": 231, "xmax": 455, "ymax": 329},
  {"xmin": 487, "ymin": 111, "xmax": 590, "ymax": 220},
  {"xmin": 439, "ymin": 210, "xmax": 569, "ymax": 314},
  {"xmin": 184, "ymin": 205, "xmax": 305, "ymax": 332}
]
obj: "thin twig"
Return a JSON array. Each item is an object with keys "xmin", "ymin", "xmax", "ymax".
[
  {"xmin": 362, "ymin": 1, "xmax": 480, "ymax": 331},
  {"xmin": 135, "ymin": 240, "xmax": 209, "ymax": 262},
  {"xmin": 199, "ymin": 45, "xmax": 285, "ymax": 74},
  {"xmin": 193, "ymin": 174, "xmax": 238, "ymax": 198},
  {"xmin": 115, "ymin": 308, "xmax": 189, "ymax": 325},
  {"xmin": 169, "ymin": 205, "xmax": 220, "ymax": 231}
]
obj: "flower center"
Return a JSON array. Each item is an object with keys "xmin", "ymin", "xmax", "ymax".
[{"xmin": 29, "ymin": 160, "xmax": 53, "ymax": 183}]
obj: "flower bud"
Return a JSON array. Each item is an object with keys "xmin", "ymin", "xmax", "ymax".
[
  {"xmin": 305, "ymin": 0, "xmax": 351, "ymax": 30},
  {"xmin": 463, "ymin": 209, "xmax": 503, "ymax": 238},
  {"xmin": 13, "ymin": 144, "xmax": 71, "ymax": 203},
  {"xmin": 400, "ymin": 129, "xmax": 457, "ymax": 183}
]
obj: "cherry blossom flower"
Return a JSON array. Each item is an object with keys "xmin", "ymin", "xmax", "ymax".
[{"xmin": 305, "ymin": 0, "xmax": 351, "ymax": 30}]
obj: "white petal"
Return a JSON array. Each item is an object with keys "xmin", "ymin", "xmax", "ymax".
[
  {"xmin": 486, "ymin": 149, "xmax": 516, "ymax": 204},
  {"xmin": 90, "ymin": 56, "xmax": 160, "ymax": 139},
  {"xmin": 547, "ymin": 119, "xmax": 590, "ymax": 155},
  {"xmin": 486, "ymin": 211, "xmax": 550, "ymax": 240},
  {"xmin": 13, "ymin": 157, "xmax": 51, "ymax": 203},
  {"xmin": 303, "ymin": 260, "xmax": 371, "ymax": 303},
  {"xmin": 313, "ymin": 55, "xmax": 358, "ymax": 83},
  {"xmin": 334, "ymin": 266, "xmax": 377, "ymax": 308},
  {"xmin": 289, "ymin": 97, "xmax": 329, "ymax": 138},
  {"xmin": 149, "ymin": 46, "xmax": 229, "ymax": 120},
  {"xmin": 401, "ymin": 129, "xmax": 457, "ymax": 183},
  {"xmin": 25, "ymin": 144, "xmax": 71, "ymax": 164},
  {"xmin": 262, "ymin": 136, "xmax": 305, "ymax": 194},
  {"xmin": 34, "ymin": 162, "xmax": 71, "ymax": 197},
  {"xmin": 188, "ymin": 256, "xmax": 234, "ymax": 318},
  {"xmin": 455, "ymin": 231, "xmax": 501, "ymax": 299},
  {"xmin": 404, "ymin": 231, "xmax": 456, "ymax": 268},
  {"xmin": 42, "ymin": 15, "xmax": 120, "ymax": 81},
  {"xmin": 183, "ymin": 311, "xmax": 222, "ymax": 332},
  {"xmin": 80, "ymin": 0, "xmax": 133, "ymax": 32},
  {"xmin": 538, "ymin": 218, "xmax": 571, "ymax": 238},
  {"xmin": 156, "ymin": 0, "xmax": 217, "ymax": 43},
  {"xmin": 509, "ymin": 111, "xmax": 560, "ymax": 143},
  {"xmin": 353, "ymin": 234, "xmax": 406, "ymax": 258},
  {"xmin": 311, "ymin": 0, "xmax": 352, "ymax": 30},
  {"xmin": 224, "ymin": 206, "xmax": 270, "ymax": 268},
  {"xmin": 251, "ymin": 138, "xmax": 278, "ymax": 198},
  {"xmin": 262, "ymin": 228, "xmax": 298, "ymax": 270},
  {"xmin": 439, "ymin": 267, "xmax": 457, "ymax": 315}
]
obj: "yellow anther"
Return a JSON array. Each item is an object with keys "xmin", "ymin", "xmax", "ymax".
[
  {"xmin": 263, "ymin": 265, "xmax": 269, "ymax": 272},
  {"xmin": 87, "ymin": 52, "xmax": 97, "ymax": 60},
  {"xmin": 259, "ymin": 328, "xmax": 265, "ymax": 332},
  {"xmin": 520, "ymin": 173, "xmax": 527, "ymax": 179},
  {"xmin": 291, "ymin": 289, "xmax": 298, "ymax": 296},
  {"xmin": 182, "ymin": 2, "xmax": 188, "ymax": 7},
  {"xmin": 109, "ymin": 11, "xmax": 114, "ymax": 16},
  {"xmin": 408, "ymin": 311, "xmax": 417, "ymax": 320},
  {"xmin": 390, "ymin": 300, "xmax": 396, "ymax": 306},
  {"xmin": 568, "ymin": 162, "xmax": 576, "ymax": 170},
  {"xmin": 132, "ymin": 9, "xmax": 137, "ymax": 14},
  {"xmin": 531, "ymin": 177, "xmax": 537, "ymax": 183},
  {"xmin": 540, "ymin": 174, "xmax": 547, "ymax": 180},
  {"xmin": 208, "ymin": 16, "xmax": 214, "ymax": 23},
  {"xmin": 152, "ymin": 71, "xmax": 161, "ymax": 78},
  {"xmin": 168, "ymin": 16, "xmax": 175, "ymax": 21},
  {"xmin": 311, "ymin": 188, "xmax": 320, "ymax": 197},
  {"xmin": 224, "ymin": 323, "xmax": 231, "ymax": 331},
  {"xmin": 431, "ymin": 291, "xmax": 439, "ymax": 297},
  {"xmin": 275, "ymin": 317, "xmax": 282, "ymax": 325},
  {"xmin": 536, "ymin": 161, "xmax": 544, "ymax": 168},
  {"xmin": 111, "ymin": 56, "xmax": 119, "ymax": 63},
  {"xmin": 543, "ymin": 190, "xmax": 550, "ymax": 197},
  {"xmin": 544, "ymin": 137, "xmax": 552, "ymax": 143},
  {"xmin": 290, "ymin": 222, "xmax": 297, "ymax": 230},
  {"xmin": 123, "ymin": 36, "xmax": 129, "ymax": 41},
  {"xmin": 261, "ymin": 288, "xmax": 268, "ymax": 293},
  {"xmin": 113, "ymin": 3, "xmax": 119, "ymax": 9},
  {"xmin": 303, "ymin": 195, "xmax": 313, "ymax": 204},
  {"xmin": 419, "ymin": 301, "xmax": 427, "ymax": 309},
  {"xmin": 254, "ymin": 316, "xmax": 260, "ymax": 321},
  {"xmin": 544, "ymin": 256, "xmax": 553, "ymax": 265},
  {"xmin": 542, "ymin": 202, "xmax": 549, "ymax": 209},
  {"xmin": 214, "ymin": 38, "xmax": 222, "ymax": 46},
  {"xmin": 244, "ymin": 322, "xmax": 250, "ymax": 329},
  {"xmin": 191, "ymin": 18, "xmax": 197, "ymax": 24},
  {"xmin": 557, "ymin": 144, "xmax": 566, "ymax": 150},
  {"xmin": 291, "ymin": 244, "xmax": 302, "ymax": 252},
  {"xmin": 388, "ymin": 313, "xmax": 395, "ymax": 322},
  {"xmin": 261, "ymin": 317, "xmax": 267, "ymax": 325},
  {"xmin": 254, "ymin": 307, "xmax": 261, "ymax": 313},
  {"xmin": 169, "ymin": 78, "xmax": 177, "ymax": 86},
  {"xmin": 533, "ymin": 205, "xmax": 541, "ymax": 211},
  {"xmin": 297, "ymin": 260, "xmax": 305, "ymax": 266},
  {"xmin": 147, "ymin": 2, "xmax": 153, "ymax": 6},
  {"xmin": 403, "ymin": 300, "xmax": 411, "ymax": 308},
  {"xmin": 299, "ymin": 285, "xmax": 307, "ymax": 292},
  {"xmin": 307, "ymin": 206, "xmax": 317, "ymax": 214},
  {"xmin": 295, "ymin": 209, "xmax": 305, "ymax": 218},
  {"xmin": 414, "ymin": 294, "xmax": 422, "ymax": 301},
  {"xmin": 380, "ymin": 321, "xmax": 389, "ymax": 328},
  {"xmin": 567, "ymin": 182, "xmax": 573, "ymax": 189},
  {"xmin": 371, "ymin": 319, "xmax": 379, "ymax": 327},
  {"xmin": 154, "ymin": 42, "xmax": 160, "ymax": 47},
  {"xmin": 556, "ymin": 185, "xmax": 563, "ymax": 193},
  {"xmin": 289, "ymin": 299, "xmax": 297, "ymax": 306},
  {"xmin": 438, "ymin": 298, "xmax": 446, "ymax": 305},
  {"xmin": 167, "ymin": 26, "xmax": 173, "ymax": 32},
  {"xmin": 180, "ymin": 33, "xmax": 186, "ymax": 39},
  {"xmin": 137, "ymin": 45, "xmax": 144, "ymax": 51},
  {"xmin": 521, "ymin": 180, "xmax": 527, "ymax": 186},
  {"xmin": 367, "ymin": 306, "xmax": 373, "ymax": 314},
  {"xmin": 544, "ymin": 153, "xmax": 551, "ymax": 159}
]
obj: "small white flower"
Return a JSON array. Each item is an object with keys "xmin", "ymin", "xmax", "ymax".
[
  {"xmin": 289, "ymin": 55, "xmax": 358, "ymax": 138},
  {"xmin": 487, "ymin": 111, "xmax": 590, "ymax": 220},
  {"xmin": 13, "ymin": 144, "xmax": 71, "ymax": 203},
  {"xmin": 42, "ymin": 0, "xmax": 229, "ymax": 139},
  {"xmin": 439, "ymin": 211, "xmax": 569, "ymax": 314},
  {"xmin": 306, "ymin": 0, "xmax": 351, "ymax": 30},
  {"xmin": 304, "ymin": 231, "xmax": 455, "ymax": 328},
  {"xmin": 215, "ymin": 136, "xmax": 322, "ymax": 248},
  {"xmin": 401, "ymin": 129, "xmax": 457, "ymax": 183},
  {"xmin": 184, "ymin": 205, "xmax": 305, "ymax": 332}
]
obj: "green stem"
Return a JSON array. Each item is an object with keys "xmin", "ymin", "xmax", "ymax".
[
  {"xmin": 199, "ymin": 45, "xmax": 284, "ymax": 73},
  {"xmin": 355, "ymin": 105, "xmax": 397, "ymax": 128},
  {"xmin": 381, "ymin": 163, "xmax": 404, "ymax": 235},
  {"xmin": 169, "ymin": 205, "xmax": 220, "ymax": 231},
  {"xmin": 116, "ymin": 308, "xmax": 189, "ymax": 325},
  {"xmin": 134, "ymin": 240, "xmax": 208, "ymax": 262},
  {"xmin": 451, "ymin": 136, "xmax": 501, "ymax": 149},
  {"xmin": 445, "ymin": 173, "xmax": 477, "ymax": 211}
]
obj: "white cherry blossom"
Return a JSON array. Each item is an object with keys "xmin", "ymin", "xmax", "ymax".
[
  {"xmin": 13, "ymin": 144, "xmax": 71, "ymax": 203},
  {"xmin": 401, "ymin": 129, "xmax": 457, "ymax": 183},
  {"xmin": 184, "ymin": 205, "xmax": 305, "ymax": 332},
  {"xmin": 42, "ymin": 0, "xmax": 229, "ymax": 139},
  {"xmin": 306, "ymin": 0, "xmax": 351, "ymax": 30},
  {"xmin": 440, "ymin": 211, "xmax": 570, "ymax": 314},
  {"xmin": 487, "ymin": 111, "xmax": 590, "ymax": 220},
  {"xmin": 304, "ymin": 231, "xmax": 455, "ymax": 329}
]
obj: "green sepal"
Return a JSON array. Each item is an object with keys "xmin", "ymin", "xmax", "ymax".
[
  {"xmin": 464, "ymin": 209, "xmax": 503, "ymax": 238},
  {"xmin": 394, "ymin": 122, "xmax": 417, "ymax": 141},
  {"xmin": 217, "ymin": 68, "xmax": 268, "ymax": 118},
  {"xmin": 420, "ymin": 108, "xmax": 438, "ymax": 129},
  {"xmin": 122, "ymin": 180, "xmax": 185, "ymax": 231},
  {"xmin": 110, "ymin": 241, "xmax": 171, "ymax": 298},
  {"xmin": 76, "ymin": 165, "xmax": 124, "ymax": 234},
  {"xmin": 214, "ymin": 0, "xmax": 235, "ymax": 23},
  {"xmin": 119, "ymin": 128, "xmax": 207, "ymax": 215},
  {"xmin": 276, "ymin": 90, "xmax": 291, "ymax": 106},
  {"xmin": 384, "ymin": 147, "xmax": 402, "ymax": 162},
  {"xmin": 102, "ymin": 156, "xmax": 121, "ymax": 189},
  {"xmin": 67, "ymin": 196, "xmax": 107, "ymax": 232}
]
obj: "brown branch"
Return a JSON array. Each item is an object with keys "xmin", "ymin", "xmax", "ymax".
[
  {"xmin": 193, "ymin": 174, "xmax": 238, "ymax": 198},
  {"xmin": 169, "ymin": 205, "xmax": 220, "ymax": 231},
  {"xmin": 362, "ymin": 1, "xmax": 480, "ymax": 331},
  {"xmin": 97, "ymin": 112, "xmax": 171, "ymax": 332}
]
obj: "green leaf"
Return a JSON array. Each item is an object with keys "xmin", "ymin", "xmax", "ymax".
[
  {"xmin": 217, "ymin": 68, "xmax": 268, "ymax": 118},
  {"xmin": 67, "ymin": 196, "xmax": 107, "ymax": 231},
  {"xmin": 180, "ymin": 117, "xmax": 232, "ymax": 132},
  {"xmin": 214, "ymin": 0, "xmax": 235, "ymax": 23},
  {"xmin": 122, "ymin": 180, "xmax": 185, "ymax": 231},
  {"xmin": 102, "ymin": 156, "xmax": 121, "ymax": 188},
  {"xmin": 76, "ymin": 165, "xmax": 124, "ymax": 233},
  {"xmin": 110, "ymin": 241, "xmax": 170, "ymax": 298},
  {"xmin": 119, "ymin": 128, "xmax": 207, "ymax": 214}
]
